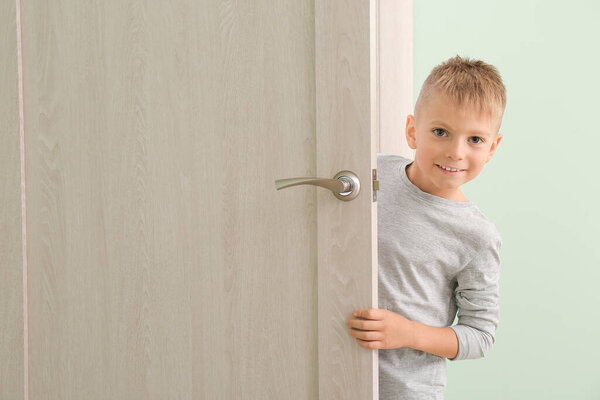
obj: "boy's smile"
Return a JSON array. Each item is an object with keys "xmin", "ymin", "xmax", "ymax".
[{"xmin": 405, "ymin": 91, "xmax": 503, "ymax": 202}]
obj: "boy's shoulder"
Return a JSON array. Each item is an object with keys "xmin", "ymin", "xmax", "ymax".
[
  {"xmin": 377, "ymin": 152, "xmax": 411, "ymax": 164},
  {"xmin": 468, "ymin": 207, "xmax": 502, "ymax": 247},
  {"xmin": 376, "ymin": 152, "xmax": 412, "ymax": 178},
  {"xmin": 453, "ymin": 197, "xmax": 502, "ymax": 250}
]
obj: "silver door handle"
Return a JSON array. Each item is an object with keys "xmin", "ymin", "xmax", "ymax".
[{"xmin": 275, "ymin": 170, "xmax": 360, "ymax": 201}]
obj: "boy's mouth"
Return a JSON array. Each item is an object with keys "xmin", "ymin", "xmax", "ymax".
[{"xmin": 436, "ymin": 164, "xmax": 465, "ymax": 173}]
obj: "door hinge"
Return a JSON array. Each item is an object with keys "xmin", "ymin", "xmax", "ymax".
[{"xmin": 372, "ymin": 168, "xmax": 379, "ymax": 202}]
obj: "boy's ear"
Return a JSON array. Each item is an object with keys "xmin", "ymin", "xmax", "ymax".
[
  {"xmin": 485, "ymin": 133, "xmax": 503, "ymax": 162},
  {"xmin": 405, "ymin": 114, "xmax": 417, "ymax": 150}
]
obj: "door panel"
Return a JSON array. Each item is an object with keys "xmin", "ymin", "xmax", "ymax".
[
  {"xmin": 21, "ymin": 0, "xmax": 377, "ymax": 398},
  {"xmin": 316, "ymin": 1, "xmax": 379, "ymax": 398},
  {"xmin": 1, "ymin": 0, "xmax": 24, "ymax": 398}
]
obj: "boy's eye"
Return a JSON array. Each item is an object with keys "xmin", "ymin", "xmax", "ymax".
[{"xmin": 432, "ymin": 129, "xmax": 485, "ymax": 144}]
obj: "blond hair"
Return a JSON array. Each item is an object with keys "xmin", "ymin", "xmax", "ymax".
[{"xmin": 415, "ymin": 55, "xmax": 506, "ymax": 126}]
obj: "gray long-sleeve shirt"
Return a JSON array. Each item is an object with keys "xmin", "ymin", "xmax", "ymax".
[{"xmin": 377, "ymin": 154, "xmax": 502, "ymax": 399}]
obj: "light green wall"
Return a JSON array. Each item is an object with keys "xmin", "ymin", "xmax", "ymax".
[{"xmin": 414, "ymin": 1, "xmax": 600, "ymax": 398}]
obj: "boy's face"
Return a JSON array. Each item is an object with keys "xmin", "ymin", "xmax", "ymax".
[{"xmin": 405, "ymin": 91, "xmax": 503, "ymax": 202}]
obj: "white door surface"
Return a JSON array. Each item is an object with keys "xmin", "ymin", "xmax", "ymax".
[{"xmin": 11, "ymin": 0, "xmax": 384, "ymax": 398}]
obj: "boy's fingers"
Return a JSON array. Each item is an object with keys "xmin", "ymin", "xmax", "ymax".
[
  {"xmin": 345, "ymin": 318, "xmax": 384, "ymax": 331},
  {"xmin": 348, "ymin": 327, "xmax": 383, "ymax": 341},
  {"xmin": 355, "ymin": 338, "xmax": 382, "ymax": 350},
  {"xmin": 353, "ymin": 308, "xmax": 384, "ymax": 320}
]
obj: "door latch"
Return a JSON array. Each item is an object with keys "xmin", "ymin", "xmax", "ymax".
[{"xmin": 372, "ymin": 168, "xmax": 379, "ymax": 202}]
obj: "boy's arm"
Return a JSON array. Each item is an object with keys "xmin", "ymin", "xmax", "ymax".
[
  {"xmin": 347, "ymin": 308, "xmax": 460, "ymax": 358},
  {"xmin": 409, "ymin": 321, "xmax": 459, "ymax": 360},
  {"xmin": 446, "ymin": 235, "xmax": 502, "ymax": 361},
  {"xmin": 349, "ymin": 235, "xmax": 500, "ymax": 359}
]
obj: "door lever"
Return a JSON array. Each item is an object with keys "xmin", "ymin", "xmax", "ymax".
[{"xmin": 275, "ymin": 170, "xmax": 360, "ymax": 201}]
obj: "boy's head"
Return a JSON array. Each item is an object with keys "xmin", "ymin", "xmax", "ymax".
[{"xmin": 405, "ymin": 55, "xmax": 506, "ymax": 202}]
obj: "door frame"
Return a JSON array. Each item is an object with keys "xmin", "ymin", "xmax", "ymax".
[{"xmin": 378, "ymin": 0, "xmax": 413, "ymax": 158}]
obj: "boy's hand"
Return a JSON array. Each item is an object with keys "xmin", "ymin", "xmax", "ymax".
[{"xmin": 345, "ymin": 308, "xmax": 416, "ymax": 350}]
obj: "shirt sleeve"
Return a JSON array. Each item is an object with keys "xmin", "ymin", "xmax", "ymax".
[{"xmin": 448, "ymin": 235, "xmax": 502, "ymax": 361}]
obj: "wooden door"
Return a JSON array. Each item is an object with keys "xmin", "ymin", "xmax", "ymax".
[
  {"xmin": 9, "ymin": 0, "xmax": 385, "ymax": 398},
  {"xmin": 1, "ymin": 1, "xmax": 24, "ymax": 399}
]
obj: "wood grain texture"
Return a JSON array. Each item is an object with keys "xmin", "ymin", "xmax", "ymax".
[
  {"xmin": 23, "ymin": 1, "xmax": 317, "ymax": 398},
  {"xmin": 0, "ymin": 0, "xmax": 24, "ymax": 398},
  {"xmin": 316, "ymin": 0, "xmax": 379, "ymax": 398}
]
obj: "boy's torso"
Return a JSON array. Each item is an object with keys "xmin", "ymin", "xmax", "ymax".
[{"xmin": 376, "ymin": 153, "xmax": 499, "ymax": 399}]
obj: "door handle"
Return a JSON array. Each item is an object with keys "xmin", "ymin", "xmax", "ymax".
[{"xmin": 275, "ymin": 170, "xmax": 360, "ymax": 201}]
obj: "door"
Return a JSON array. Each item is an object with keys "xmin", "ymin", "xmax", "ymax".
[
  {"xmin": 1, "ymin": 1, "xmax": 23, "ymax": 399},
  {"xmin": 16, "ymin": 0, "xmax": 379, "ymax": 398}
]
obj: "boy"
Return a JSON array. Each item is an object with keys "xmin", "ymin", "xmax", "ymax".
[{"xmin": 345, "ymin": 55, "xmax": 505, "ymax": 399}]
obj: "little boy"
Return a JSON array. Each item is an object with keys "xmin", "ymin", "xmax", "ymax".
[{"xmin": 345, "ymin": 55, "xmax": 505, "ymax": 399}]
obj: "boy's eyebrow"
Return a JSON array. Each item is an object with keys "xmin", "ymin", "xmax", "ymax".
[{"xmin": 430, "ymin": 120, "xmax": 491, "ymax": 137}]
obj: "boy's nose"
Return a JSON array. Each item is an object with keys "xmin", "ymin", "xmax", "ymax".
[{"xmin": 446, "ymin": 141, "xmax": 466, "ymax": 161}]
